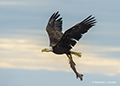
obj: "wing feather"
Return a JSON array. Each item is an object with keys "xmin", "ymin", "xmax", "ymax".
[
  {"xmin": 55, "ymin": 15, "xmax": 96, "ymax": 50},
  {"xmin": 46, "ymin": 11, "xmax": 63, "ymax": 47}
]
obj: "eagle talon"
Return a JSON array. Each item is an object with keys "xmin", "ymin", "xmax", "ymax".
[{"xmin": 66, "ymin": 54, "xmax": 72, "ymax": 60}]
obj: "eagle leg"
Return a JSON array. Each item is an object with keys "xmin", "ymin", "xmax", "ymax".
[{"xmin": 66, "ymin": 54, "xmax": 76, "ymax": 65}]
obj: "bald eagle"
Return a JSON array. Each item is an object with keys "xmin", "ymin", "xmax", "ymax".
[{"xmin": 41, "ymin": 11, "xmax": 96, "ymax": 81}]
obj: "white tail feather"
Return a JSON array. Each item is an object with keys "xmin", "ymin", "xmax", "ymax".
[{"xmin": 70, "ymin": 51, "xmax": 81, "ymax": 57}]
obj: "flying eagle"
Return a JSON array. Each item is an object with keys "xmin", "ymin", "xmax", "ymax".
[{"xmin": 41, "ymin": 11, "xmax": 96, "ymax": 81}]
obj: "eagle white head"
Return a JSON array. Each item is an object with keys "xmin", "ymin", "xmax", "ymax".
[{"xmin": 41, "ymin": 47, "xmax": 53, "ymax": 52}]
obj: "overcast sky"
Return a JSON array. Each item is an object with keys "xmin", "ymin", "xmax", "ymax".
[{"xmin": 0, "ymin": 0, "xmax": 120, "ymax": 86}]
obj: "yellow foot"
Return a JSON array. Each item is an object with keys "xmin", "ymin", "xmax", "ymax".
[{"xmin": 66, "ymin": 54, "xmax": 72, "ymax": 60}]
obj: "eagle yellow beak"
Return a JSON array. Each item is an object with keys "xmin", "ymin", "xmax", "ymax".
[
  {"xmin": 41, "ymin": 49, "xmax": 46, "ymax": 52},
  {"xmin": 41, "ymin": 48, "xmax": 53, "ymax": 52}
]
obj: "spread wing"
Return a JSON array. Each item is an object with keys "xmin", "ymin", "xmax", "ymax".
[
  {"xmin": 55, "ymin": 15, "xmax": 96, "ymax": 50},
  {"xmin": 46, "ymin": 11, "xmax": 63, "ymax": 47}
]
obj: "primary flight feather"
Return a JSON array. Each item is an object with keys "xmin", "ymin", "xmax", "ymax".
[{"xmin": 41, "ymin": 11, "xmax": 96, "ymax": 81}]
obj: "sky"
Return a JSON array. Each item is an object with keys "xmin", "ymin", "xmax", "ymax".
[{"xmin": 0, "ymin": 0, "xmax": 120, "ymax": 86}]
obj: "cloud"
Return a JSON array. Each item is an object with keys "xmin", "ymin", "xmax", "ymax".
[
  {"xmin": 0, "ymin": 37, "xmax": 69, "ymax": 71},
  {"xmin": 0, "ymin": 1, "xmax": 30, "ymax": 6},
  {"xmin": 0, "ymin": 37, "xmax": 120, "ymax": 76},
  {"xmin": 75, "ymin": 54, "xmax": 120, "ymax": 76},
  {"xmin": 74, "ymin": 44, "xmax": 120, "ymax": 52}
]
